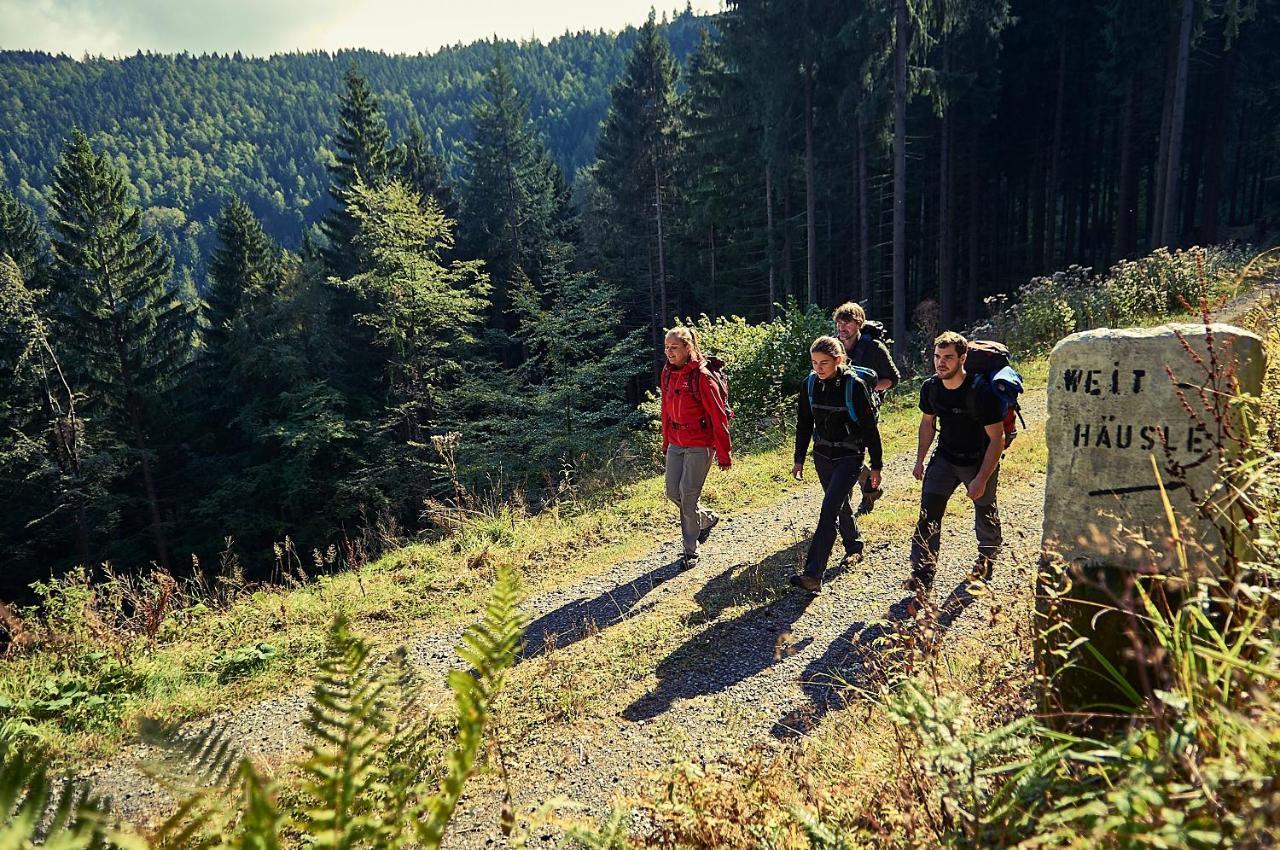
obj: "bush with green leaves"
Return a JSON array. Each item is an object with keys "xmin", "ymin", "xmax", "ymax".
[
  {"xmin": 988, "ymin": 245, "xmax": 1255, "ymax": 353},
  {"xmin": 0, "ymin": 565, "xmax": 525, "ymax": 849},
  {"xmin": 652, "ymin": 300, "xmax": 832, "ymax": 448}
]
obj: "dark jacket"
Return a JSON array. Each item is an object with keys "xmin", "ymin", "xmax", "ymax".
[
  {"xmin": 846, "ymin": 332, "xmax": 901, "ymax": 391},
  {"xmin": 795, "ymin": 368, "xmax": 883, "ymax": 469}
]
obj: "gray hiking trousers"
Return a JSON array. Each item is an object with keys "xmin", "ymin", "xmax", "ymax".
[{"xmin": 665, "ymin": 445, "xmax": 716, "ymax": 557}]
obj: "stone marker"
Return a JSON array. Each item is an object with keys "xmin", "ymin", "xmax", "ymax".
[{"xmin": 1038, "ymin": 323, "xmax": 1265, "ymax": 709}]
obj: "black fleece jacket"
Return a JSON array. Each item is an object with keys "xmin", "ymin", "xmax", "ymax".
[{"xmin": 794, "ymin": 369, "xmax": 884, "ymax": 469}]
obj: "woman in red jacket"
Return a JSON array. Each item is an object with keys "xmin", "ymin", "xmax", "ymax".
[{"xmin": 661, "ymin": 327, "xmax": 732, "ymax": 569}]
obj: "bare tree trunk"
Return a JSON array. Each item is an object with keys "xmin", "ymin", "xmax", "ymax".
[
  {"xmin": 804, "ymin": 57, "xmax": 818, "ymax": 305},
  {"xmin": 1159, "ymin": 0, "xmax": 1195, "ymax": 248},
  {"xmin": 654, "ymin": 164, "xmax": 668, "ymax": 329},
  {"xmin": 1115, "ymin": 76, "xmax": 1140, "ymax": 256},
  {"xmin": 1045, "ymin": 32, "xmax": 1067, "ymax": 267},
  {"xmin": 892, "ymin": 0, "xmax": 909, "ymax": 366},
  {"xmin": 709, "ymin": 224, "xmax": 717, "ymax": 317},
  {"xmin": 1201, "ymin": 44, "xmax": 1236, "ymax": 244},
  {"xmin": 967, "ymin": 133, "xmax": 981, "ymax": 324},
  {"xmin": 1152, "ymin": 10, "xmax": 1180, "ymax": 246},
  {"xmin": 765, "ymin": 165, "xmax": 777, "ymax": 319},
  {"xmin": 857, "ymin": 120, "xmax": 871, "ymax": 307},
  {"xmin": 939, "ymin": 98, "xmax": 954, "ymax": 330}
]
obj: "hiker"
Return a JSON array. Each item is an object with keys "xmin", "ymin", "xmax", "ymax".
[
  {"xmin": 909, "ymin": 331, "xmax": 1005, "ymax": 591},
  {"xmin": 789, "ymin": 335, "xmax": 883, "ymax": 594},
  {"xmin": 660, "ymin": 327, "xmax": 732, "ymax": 570},
  {"xmin": 833, "ymin": 301, "xmax": 900, "ymax": 515}
]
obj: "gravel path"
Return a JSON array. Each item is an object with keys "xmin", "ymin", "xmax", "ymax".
[{"xmin": 85, "ymin": 391, "xmax": 1048, "ymax": 846}]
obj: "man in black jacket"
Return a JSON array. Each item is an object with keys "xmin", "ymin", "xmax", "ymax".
[
  {"xmin": 833, "ymin": 301, "xmax": 900, "ymax": 514},
  {"xmin": 909, "ymin": 331, "xmax": 1005, "ymax": 591}
]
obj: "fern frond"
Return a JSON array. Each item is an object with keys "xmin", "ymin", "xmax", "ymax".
[
  {"xmin": 0, "ymin": 741, "xmax": 142, "ymax": 849},
  {"xmin": 298, "ymin": 614, "xmax": 396, "ymax": 849},
  {"xmin": 232, "ymin": 759, "xmax": 282, "ymax": 850},
  {"xmin": 142, "ymin": 718, "xmax": 246, "ymax": 850},
  {"xmin": 414, "ymin": 564, "xmax": 525, "ymax": 849}
]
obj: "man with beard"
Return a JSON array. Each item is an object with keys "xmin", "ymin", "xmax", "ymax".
[
  {"xmin": 833, "ymin": 301, "xmax": 899, "ymax": 514},
  {"xmin": 908, "ymin": 331, "xmax": 1004, "ymax": 591}
]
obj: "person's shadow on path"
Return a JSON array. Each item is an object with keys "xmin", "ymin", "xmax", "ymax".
[
  {"xmin": 621, "ymin": 542, "xmax": 864, "ymax": 722},
  {"xmin": 771, "ymin": 578, "xmax": 979, "ymax": 738}
]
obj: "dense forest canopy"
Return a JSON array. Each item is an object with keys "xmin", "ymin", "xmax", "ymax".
[{"xmin": 0, "ymin": 0, "xmax": 1277, "ymax": 599}]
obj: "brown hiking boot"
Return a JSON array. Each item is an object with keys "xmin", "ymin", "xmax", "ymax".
[
  {"xmin": 969, "ymin": 558, "xmax": 994, "ymax": 582},
  {"xmin": 788, "ymin": 574, "xmax": 822, "ymax": 594}
]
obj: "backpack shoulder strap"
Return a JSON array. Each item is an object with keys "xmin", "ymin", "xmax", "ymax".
[
  {"xmin": 843, "ymin": 371, "xmax": 861, "ymax": 424},
  {"xmin": 926, "ymin": 376, "xmax": 940, "ymax": 416},
  {"xmin": 805, "ymin": 372, "xmax": 816, "ymax": 414}
]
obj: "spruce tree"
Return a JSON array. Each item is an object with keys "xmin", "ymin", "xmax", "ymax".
[
  {"xmin": 204, "ymin": 196, "xmax": 281, "ymax": 385},
  {"xmin": 0, "ymin": 186, "xmax": 47, "ymax": 284},
  {"xmin": 49, "ymin": 129, "xmax": 193, "ymax": 569},
  {"xmin": 399, "ymin": 119, "xmax": 455, "ymax": 218},
  {"xmin": 597, "ymin": 13, "xmax": 683, "ymax": 352},
  {"xmin": 460, "ymin": 50, "xmax": 558, "ymax": 326},
  {"xmin": 321, "ymin": 67, "xmax": 396, "ymax": 278}
]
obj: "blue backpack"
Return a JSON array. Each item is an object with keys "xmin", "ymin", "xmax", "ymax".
[{"xmin": 806, "ymin": 366, "xmax": 880, "ymax": 424}]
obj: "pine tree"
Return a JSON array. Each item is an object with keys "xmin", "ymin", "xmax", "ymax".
[
  {"xmin": 49, "ymin": 128, "xmax": 193, "ymax": 569},
  {"xmin": 597, "ymin": 13, "xmax": 684, "ymax": 355},
  {"xmin": 0, "ymin": 186, "xmax": 47, "ymax": 284},
  {"xmin": 321, "ymin": 67, "xmax": 396, "ymax": 278},
  {"xmin": 460, "ymin": 50, "xmax": 558, "ymax": 328}
]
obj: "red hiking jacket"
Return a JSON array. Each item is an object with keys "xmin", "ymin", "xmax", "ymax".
[{"xmin": 660, "ymin": 359, "xmax": 733, "ymax": 467}]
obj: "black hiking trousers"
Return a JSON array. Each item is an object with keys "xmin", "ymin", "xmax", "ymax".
[
  {"xmin": 909, "ymin": 453, "xmax": 1001, "ymax": 583},
  {"xmin": 804, "ymin": 452, "xmax": 865, "ymax": 580}
]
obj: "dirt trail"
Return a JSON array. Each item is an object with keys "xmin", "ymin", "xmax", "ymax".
[{"xmin": 85, "ymin": 391, "xmax": 1049, "ymax": 846}]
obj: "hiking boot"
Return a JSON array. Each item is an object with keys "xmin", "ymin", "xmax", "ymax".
[
  {"xmin": 969, "ymin": 558, "xmax": 994, "ymax": 582},
  {"xmin": 788, "ymin": 574, "xmax": 822, "ymax": 594},
  {"xmin": 697, "ymin": 514, "xmax": 720, "ymax": 544},
  {"xmin": 843, "ymin": 541, "xmax": 865, "ymax": 562},
  {"xmin": 679, "ymin": 554, "xmax": 700, "ymax": 571},
  {"xmin": 855, "ymin": 487, "xmax": 883, "ymax": 516}
]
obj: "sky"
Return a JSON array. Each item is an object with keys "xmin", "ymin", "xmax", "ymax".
[{"xmin": 0, "ymin": 0, "xmax": 722, "ymax": 57}]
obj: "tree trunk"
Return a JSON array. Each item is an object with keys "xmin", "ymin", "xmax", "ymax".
[
  {"xmin": 1201, "ymin": 44, "xmax": 1236, "ymax": 244},
  {"xmin": 1045, "ymin": 32, "xmax": 1067, "ymax": 267},
  {"xmin": 654, "ymin": 163, "xmax": 668, "ymax": 328},
  {"xmin": 1152, "ymin": 12, "xmax": 1180, "ymax": 246},
  {"xmin": 939, "ymin": 100, "xmax": 954, "ymax": 330},
  {"xmin": 1159, "ymin": 0, "xmax": 1195, "ymax": 248},
  {"xmin": 967, "ymin": 136, "xmax": 981, "ymax": 324},
  {"xmin": 804, "ymin": 57, "xmax": 818, "ymax": 305},
  {"xmin": 709, "ymin": 224, "xmax": 717, "ymax": 317},
  {"xmin": 857, "ymin": 120, "xmax": 871, "ymax": 307},
  {"xmin": 765, "ymin": 165, "xmax": 777, "ymax": 319},
  {"xmin": 1115, "ymin": 76, "xmax": 1140, "ymax": 256},
  {"xmin": 1228, "ymin": 107, "xmax": 1249, "ymax": 226},
  {"xmin": 783, "ymin": 178, "xmax": 794, "ymax": 297},
  {"xmin": 892, "ymin": 0, "xmax": 909, "ymax": 366},
  {"xmin": 129, "ymin": 402, "xmax": 170, "ymax": 570}
]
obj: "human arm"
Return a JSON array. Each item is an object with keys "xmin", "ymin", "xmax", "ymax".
[
  {"xmin": 872, "ymin": 340, "xmax": 901, "ymax": 392},
  {"xmin": 967, "ymin": 421, "xmax": 1005, "ymax": 500},
  {"xmin": 914, "ymin": 379, "xmax": 936, "ymax": 480},
  {"xmin": 698, "ymin": 369, "xmax": 734, "ymax": 469},
  {"xmin": 794, "ymin": 383, "xmax": 814, "ymax": 474},
  {"xmin": 659, "ymin": 370, "xmax": 670, "ymax": 456},
  {"xmin": 851, "ymin": 377, "xmax": 883, "ymax": 471}
]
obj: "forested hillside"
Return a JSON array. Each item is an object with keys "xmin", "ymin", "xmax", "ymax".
[{"xmin": 1, "ymin": 0, "xmax": 1277, "ymax": 600}]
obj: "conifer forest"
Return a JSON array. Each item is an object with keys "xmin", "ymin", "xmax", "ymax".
[{"xmin": 1, "ymin": 0, "xmax": 1278, "ymax": 598}]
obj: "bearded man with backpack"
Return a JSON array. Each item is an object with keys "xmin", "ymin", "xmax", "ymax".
[
  {"xmin": 661, "ymin": 326, "xmax": 733, "ymax": 570},
  {"xmin": 909, "ymin": 331, "xmax": 1023, "ymax": 592},
  {"xmin": 833, "ymin": 302, "xmax": 900, "ymax": 515}
]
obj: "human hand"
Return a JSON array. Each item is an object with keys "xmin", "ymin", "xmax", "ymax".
[
  {"xmin": 869, "ymin": 469, "xmax": 882, "ymax": 489},
  {"xmin": 719, "ymin": 460, "xmax": 732, "ymax": 471},
  {"xmin": 913, "ymin": 460, "xmax": 925, "ymax": 481},
  {"xmin": 967, "ymin": 478, "xmax": 986, "ymax": 501},
  {"xmin": 791, "ymin": 462, "xmax": 803, "ymax": 480}
]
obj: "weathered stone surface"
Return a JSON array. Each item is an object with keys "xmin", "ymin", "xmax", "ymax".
[{"xmin": 1043, "ymin": 323, "xmax": 1265, "ymax": 574}]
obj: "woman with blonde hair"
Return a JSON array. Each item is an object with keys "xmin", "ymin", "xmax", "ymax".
[
  {"xmin": 790, "ymin": 335, "xmax": 883, "ymax": 593},
  {"xmin": 660, "ymin": 327, "xmax": 732, "ymax": 569}
]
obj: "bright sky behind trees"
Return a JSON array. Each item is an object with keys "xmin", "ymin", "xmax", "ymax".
[{"xmin": 0, "ymin": 0, "xmax": 721, "ymax": 56}]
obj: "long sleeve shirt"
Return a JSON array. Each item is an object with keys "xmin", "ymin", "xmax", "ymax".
[{"xmin": 794, "ymin": 369, "xmax": 883, "ymax": 469}]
